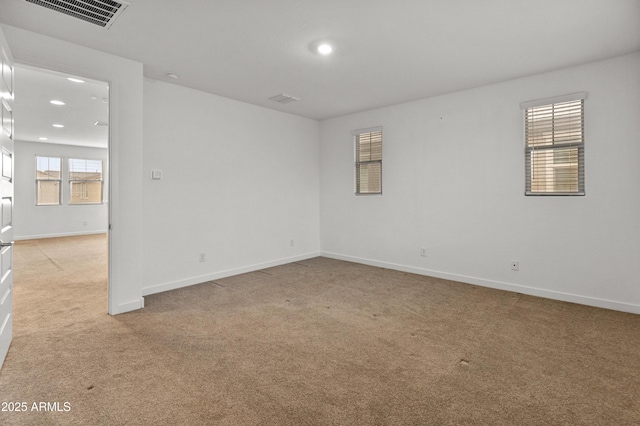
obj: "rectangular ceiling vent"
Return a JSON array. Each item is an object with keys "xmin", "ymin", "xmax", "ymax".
[
  {"xmin": 269, "ymin": 93, "xmax": 300, "ymax": 104},
  {"xmin": 26, "ymin": 0, "xmax": 130, "ymax": 29}
]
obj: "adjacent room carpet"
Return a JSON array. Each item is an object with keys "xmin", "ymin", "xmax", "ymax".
[{"xmin": 0, "ymin": 234, "xmax": 638, "ymax": 425}]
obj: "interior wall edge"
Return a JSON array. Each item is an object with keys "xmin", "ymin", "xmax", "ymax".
[{"xmin": 321, "ymin": 252, "xmax": 640, "ymax": 315}]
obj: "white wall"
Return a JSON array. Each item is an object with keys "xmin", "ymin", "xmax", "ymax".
[
  {"xmin": 3, "ymin": 24, "xmax": 638, "ymax": 315},
  {"xmin": 14, "ymin": 141, "xmax": 108, "ymax": 240},
  {"xmin": 2, "ymin": 25, "xmax": 144, "ymax": 314},
  {"xmin": 141, "ymin": 80, "xmax": 320, "ymax": 294},
  {"xmin": 320, "ymin": 52, "xmax": 640, "ymax": 314}
]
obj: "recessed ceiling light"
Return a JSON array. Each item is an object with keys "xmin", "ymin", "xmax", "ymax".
[
  {"xmin": 50, "ymin": 100, "xmax": 66, "ymax": 106},
  {"xmin": 317, "ymin": 43, "xmax": 333, "ymax": 55},
  {"xmin": 67, "ymin": 77, "xmax": 85, "ymax": 83},
  {"xmin": 39, "ymin": 137, "xmax": 48, "ymax": 141},
  {"xmin": 166, "ymin": 73, "xmax": 179, "ymax": 79},
  {"xmin": 52, "ymin": 124, "xmax": 65, "ymax": 128}
]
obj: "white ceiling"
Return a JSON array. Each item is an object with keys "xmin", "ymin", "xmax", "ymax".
[
  {"xmin": 0, "ymin": 0, "xmax": 639, "ymax": 123},
  {"xmin": 14, "ymin": 66, "xmax": 109, "ymax": 148}
]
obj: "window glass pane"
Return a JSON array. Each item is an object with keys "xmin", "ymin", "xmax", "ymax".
[
  {"xmin": 357, "ymin": 162, "xmax": 382, "ymax": 194},
  {"xmin": 70, "ymin": 181, "xmax": 103, "ymax": 204},
  {"xmin": 69, "ymin": 158, "xmax": 103, "ymax": 204},
  {"xmin": 36, "ymin": 156, "xmax": 61, "ymax": 180},
  {"xmin": 69, "ymin": 158, "xmax": 102, "ymax": 181},
  {"xmin": 526, "ymin": 100, "xmax": 583, "ymax": 148},
  {"xmin": 36, "ymin": 156, "xmax": 61, "ymax": 205},
  {"xmin": 525, "ymin": 99, "xmax": 584, "ymax": 195},
  {"xmin": 37, "ymin": 180, "xmax": 60, "ymax": 205},
  {"xmin": 356, "ymin": 131, "xmax": 383, "ymax": 162},
  {"xmin": 355, "ymin": 129, "xmax": 382, "ymax": 195}
]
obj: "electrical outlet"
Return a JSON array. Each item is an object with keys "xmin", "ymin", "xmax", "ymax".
[
  {"xmin": 82, "ymin": 221, "xmax": 87, "ymax": 226},
  {"xmin": 511, "ymin": 260, "xmax": 519, "ymax": 271},
  {"xmin": 199, "ymin": 253, "xmax": 206, "ymax": 263},
  {"xmin": 290, "ymin": 239, "xmax": 295, "ymax": 247},
  {"xmin": 420, "ymin": 248, "xmax": 427, "ymax": 257}
]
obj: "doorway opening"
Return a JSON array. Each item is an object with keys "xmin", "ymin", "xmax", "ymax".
[{"xmin": 12, "ymin": 64, "xmax": 110, "ymax": 317}]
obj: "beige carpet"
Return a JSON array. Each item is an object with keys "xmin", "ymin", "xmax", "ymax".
[{"xmin": 0, "ymin": 234, "xmax": 638, "ymax": 425}]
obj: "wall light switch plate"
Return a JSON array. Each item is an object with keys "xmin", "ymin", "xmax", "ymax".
[{"xmin": 151, "ymin": 170, "xmax": 163, "ymax": 180}]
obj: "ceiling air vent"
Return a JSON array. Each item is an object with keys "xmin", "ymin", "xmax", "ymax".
[
  {"xmin": 269, "ymin": 93, "xmax": 299, "ymax": 104},
  {"xmin": 26, "ymin": 0, "xmax": 130, "ymax": 29}
]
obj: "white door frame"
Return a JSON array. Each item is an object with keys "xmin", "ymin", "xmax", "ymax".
[
  {"xmin": 0, "ymin": 26, "xmax": 15, "ymax": 369},
  {"xmin": 0, "ymin": 25, "xmax": 145, "ymax": 316}
]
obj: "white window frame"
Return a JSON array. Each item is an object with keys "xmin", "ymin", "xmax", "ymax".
[
  {"xmin": 354, "ymin": 126, "xmax": 383, "ymax": 195},
  {"xmin": 521, "ymin": 92, "xmax": 586, "ymax": 196},
  {"xmin": 35, "ymin": 156, "xmax": 62, "ymax": 206},
  {"xmin": 68, "ymin": 158, "xmax": 104, "ymax": 205}
]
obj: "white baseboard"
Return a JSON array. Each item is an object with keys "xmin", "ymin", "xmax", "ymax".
[
  {"xmin": 14, "ymin": 230, "xmax": 108, "ymax": 241},
  {"xmin": 322, "ymin": 252, "xmax": 640, "ymax": 315},
  {"xmin": 142, "ymin": 252, "xmax": 322, "ymax": 297},
  {"xmin": 110, "ymin": 297, "xmax": 144, "ymax": 315}
]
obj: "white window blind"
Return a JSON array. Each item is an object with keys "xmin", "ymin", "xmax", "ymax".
[
  {"xmin": 354, "ymin": 127, "xmax": 382, "ymax": 195},
  {"xmin": 522, "ymin": 94, "xmax": 585, "ymax": 195}
]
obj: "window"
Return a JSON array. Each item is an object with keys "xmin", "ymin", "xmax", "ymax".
[
  {"xmin": 36, "ymin": 156, "xmax": 61, "ymax": 205},
  {"xmin": 521, "ymin": 93, "xmax": 585, "ymax": 195},
  {"xmin": 69, "ymin": 158, "xmax": 103, "ymax": 204},
  {"xmin": 354, "ymin": 127, "xmax": 382, "ymax": 195}
]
